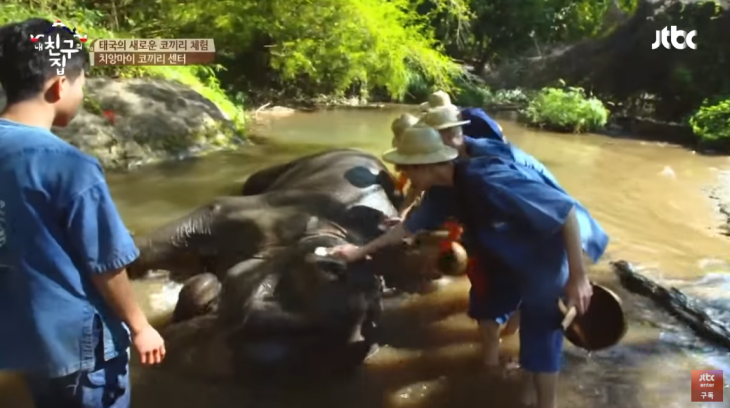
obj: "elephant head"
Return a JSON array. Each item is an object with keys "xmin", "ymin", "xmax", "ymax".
[{"xmin": 160, "ymin": 228, "xmax": 384, "ymax": 381}]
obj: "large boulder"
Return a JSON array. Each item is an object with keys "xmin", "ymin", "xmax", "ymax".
[{"xmin": 0, "ymin": 77, "xmax": 246, "ymax": 169}]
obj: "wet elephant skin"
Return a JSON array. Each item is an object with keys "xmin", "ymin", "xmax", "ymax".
[{"xmin": 128, "ymin": 149, "xmax": 439, "ymax": 380}]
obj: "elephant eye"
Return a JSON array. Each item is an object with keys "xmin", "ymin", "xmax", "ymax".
[{"xmin": 315, "ymin": 257, "xmax": 347, "ymax": 280}]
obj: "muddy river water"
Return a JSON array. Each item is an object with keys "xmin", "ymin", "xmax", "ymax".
[{"xmin": 2, "ymin": 107, "xmax": 730, "ymax": 407}]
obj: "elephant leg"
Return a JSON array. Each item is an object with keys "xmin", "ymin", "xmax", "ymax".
[{"xmin": 171, "ymin": 273, "xmax": 222, "ymax": 323}]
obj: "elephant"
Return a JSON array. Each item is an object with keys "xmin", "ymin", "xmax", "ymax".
[{"xmin": 128, "ymin": 149, "xmax": 463, "ymax": 380}]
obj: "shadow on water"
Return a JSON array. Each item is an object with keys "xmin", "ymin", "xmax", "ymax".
[{"xmin": 125, "ymin": 269, "xmax": 727, "ymax": 408}]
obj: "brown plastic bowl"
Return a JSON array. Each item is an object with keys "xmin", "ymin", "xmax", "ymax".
[{"xmin": 563, "ymin": 283, "xmax": 627, "ymax": 351}]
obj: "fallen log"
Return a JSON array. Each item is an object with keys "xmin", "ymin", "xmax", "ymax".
[{"xmin": 612, "ymin": 260, "xmax": 730, "ymax": 350}]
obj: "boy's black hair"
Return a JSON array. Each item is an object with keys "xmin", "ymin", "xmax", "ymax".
[{"xmin": 0, "ymin": 18, "xmax": 89, "ymax": 104}]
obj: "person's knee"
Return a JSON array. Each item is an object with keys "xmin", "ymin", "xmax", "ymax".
[
  {"xmin": 467, "ymin": 285, "xmax": 520, "ymax": 325},
  {"xmin": 477, "ymin": 319, "xmax": 500, "ymax": 334},
  {"xmin": 501, "ymin": 310, "xmax": 521, "ymax": 336}
]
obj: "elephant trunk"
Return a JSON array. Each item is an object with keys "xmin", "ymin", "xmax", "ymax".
[
  {"xmin": 126, "ymin": 235, "xmax": 161, "ymax": 279},
  {"xmin": 125, "ymin": 207, "xmax": 218, "ymax": 280}
]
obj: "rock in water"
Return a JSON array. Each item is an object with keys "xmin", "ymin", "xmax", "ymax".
[{"xmin": 0, "ymin": 78, "xmax": 244, "ymax": 169}]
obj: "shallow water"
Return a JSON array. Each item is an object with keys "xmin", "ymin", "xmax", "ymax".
[{"xmin": 2, "ymin": 107, "xmax": 730, "ymax": 407}]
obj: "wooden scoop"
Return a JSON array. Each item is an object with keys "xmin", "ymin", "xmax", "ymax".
[
  {"xmin": 559, "ymin": 284, "xmax": 627, "ymax": 351},
  {"xmin": 558, "ymin": 299, "xmax": 576, "ymax": 329},
  {"xmin": 558, "ymin": 299, "xmax": 589, "ymax": 345}
]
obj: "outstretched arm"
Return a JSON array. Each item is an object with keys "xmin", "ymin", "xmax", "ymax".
[{"xmin": 332, "ymin": 190, "xmax": 453, "ymax": 262}]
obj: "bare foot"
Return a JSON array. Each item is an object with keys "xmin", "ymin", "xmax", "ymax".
[
  {"xmin": 520, "ymin": 391, "xmax": 537, "ymax": 407},
  {"xmin": 520, "ymin": 377, "xmax": 537, "ymax": 407}
]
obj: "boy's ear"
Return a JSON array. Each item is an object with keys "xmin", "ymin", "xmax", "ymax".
[{"xmin": 45, "ymin": 76, "xmax": 65, "ymax": 103}]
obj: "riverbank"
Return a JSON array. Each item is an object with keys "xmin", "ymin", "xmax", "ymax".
[
  {"xmin": 2, "ymin": 78, "xmax": 724, "ymax": 174},
  {"xmin": 254, "ymin": 102, "xmax": 724, "ymax": 155}
]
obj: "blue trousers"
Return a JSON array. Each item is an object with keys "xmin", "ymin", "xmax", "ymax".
[
  {"xmin": 468, "ymin": 264, "xmax": 564, "ymax": 373},
  {"xmin": 24, "ymin": 323, "xmax": 131, "ymax": 408}
]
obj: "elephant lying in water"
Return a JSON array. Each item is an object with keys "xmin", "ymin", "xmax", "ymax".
[{"xmin": 128, "ymin": 149, "xmax": 461, "ymax": 379}]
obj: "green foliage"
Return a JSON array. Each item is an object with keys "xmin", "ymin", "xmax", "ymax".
[
  {"xmin": 648, "ymin": 1, "xmax": 730, "ymax": 121},
  {"xmin": 454, "ymin": 82, "xmax": 493, "ymax": 108},
  {"xmin": 452, "ymin": 76, "xmax": 531, "ymax": 108},
  {"xmin": 434, "ymin": 0, "xmax": 616, "ymax": 66},
  {"xmin": 82, "ymin": 95, "xmax": 102, "ymax": 114},
  {"xmin": 154, "ymin": 0, "xmax": 461, "ymax": 100},
  {"xmin": 689, "ymin": 97, "xmax": 730, "ymax": 144},
  {"xmin": 4, "ymin": 0, "xmax": 640, "ymax": 105},
  {"xmin": 521, "ymin": 81, "xmax": 609, "ymax": 133},
  {"xmin": 0, "ymin": 3, "xmax": 246, "ymax": 131}
]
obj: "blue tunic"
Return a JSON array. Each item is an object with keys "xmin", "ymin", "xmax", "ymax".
[
  {"xmin": 460, "ymin": 108, "xmax": 506, "ymax": 142},
  {"xmin": 0, "ymin": 119, "xmax": 137, "ymax": 377},
  {"xmin": 463, "ymin": 136, "xmax": 609, "ymax": 261},
  {"xmin": 405, "ymin": 157, "xmax": 580, "ymax": 372}
]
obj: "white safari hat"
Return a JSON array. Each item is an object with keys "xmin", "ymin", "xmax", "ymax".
[
  {"xmin": 382, "ymin": 125, "xmax": 459, "ymax": 165},
  {"xmin": 419, "ymin": 90, "xmax": 456, "ymax": 112},
  {"xmin": 391, "ymin": 113, "xmax": 420, "ymax": 139},
  {"xmin": 420, "ymin": 105, "xmax": 470, "ymax": 130}
]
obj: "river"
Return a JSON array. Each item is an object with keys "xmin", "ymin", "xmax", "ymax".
[{"xmin": 1, "ymin": 107, "xmax": 729, "ymax": 407}]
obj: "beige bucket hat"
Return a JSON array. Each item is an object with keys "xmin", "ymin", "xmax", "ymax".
[
  {"xmin": 382, "ymin": 125, "xmax": 459, "ymax": 165},
  {"xmin": 420, "ymin": 105, "xmax": 470, "ymax": 130},
  {"xmin": 391, "ymin": 113, "xmax": 420, "ymax": 140},
  {"xmin": 419, "ymin": 90, "xmax": 456, "ymax": 112}
]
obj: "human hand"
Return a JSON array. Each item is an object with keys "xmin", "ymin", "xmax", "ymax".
[
  {"xmin": 381, "ymin": 216, "xmax": 402, "ymax": 228},
  {"xmin": 132, "ymin": 324, "xmax": 166, "ymax": 365},
  {"xmin": 328, "ymin": 243, "xmax": 369, "ymax": 263},
  {"xmin": 564, "ymin": 275, "xmax": 592, "ymax": 315}
]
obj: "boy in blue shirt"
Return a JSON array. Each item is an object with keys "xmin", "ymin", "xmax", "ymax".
[
  {"xmin": 0, "ymin": 18, "xmax": 165, "ymax": 408},
  {"xmin": 416, "ymin": 107, "xmax": 608, "ymax": 348},
  {"xmin": 421, "ymin": 106, "xmax": 609, "ymax": 262},
  {"xmin": 332, "ymin": 125, "xmax": 595, "ymax": 408}
]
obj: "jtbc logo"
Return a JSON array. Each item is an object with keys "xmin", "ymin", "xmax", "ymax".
[{"xmin": 652, "ymin": 26, "xmax": 697, "ymax": 50}]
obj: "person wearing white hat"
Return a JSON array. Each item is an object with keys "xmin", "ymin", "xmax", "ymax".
[
  {"xmin": 421, "ymin": 106, "xmax": 609, "ymax": 270},
  {"xmin": 419, "ymin": 90, "xmax": 506, "ymax": 142},
  {"xmin": 422, "ymin": 105, "xmax": 608, "ymax": 248},
  {"xmin": 419, "ymin": 104, "xmax": 609, "ymax": 345},
  {"xmin": 418, "ymin": 90, "xmax": 455, "ymax": 112},
  {"xmin": 331, "ymin": 125, "xmax": 594, "ymax": 408},
  {"xmin": 390, "ymin": 113, "xmax": 420, "ymax": 148},
  {"xmin": 389, "ymin": 114, "xmax": 423, "ymax": 218}
]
